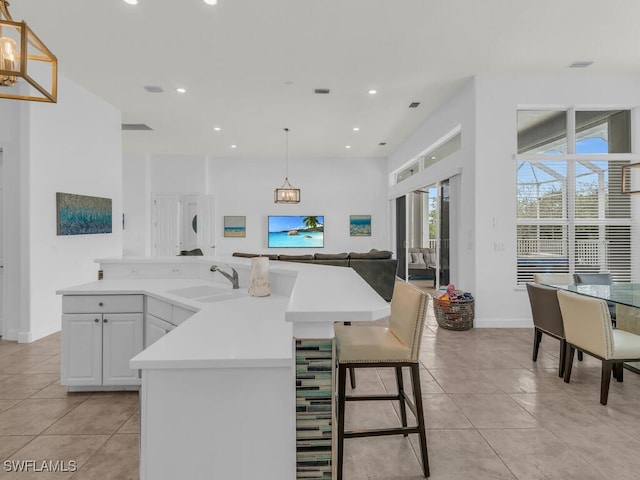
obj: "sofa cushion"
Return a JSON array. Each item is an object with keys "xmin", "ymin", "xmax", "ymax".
[
  {"xmin": 315, "ymin": 253, "xmax": 349, "ymax": 260},
  {"xmin": 232, "ymin": 252, "xmax": 259, "ymax": 258},
  {"xmin": 350, "ymin": 249, "xmax": 393, "ymax": 259},
  {"xmin": 410, "ymin": 252, "xmax": 425, "ymax": 264},
  {"xmin": 279, "ymin": 254, "xmax": 314, "ymax": 261}
]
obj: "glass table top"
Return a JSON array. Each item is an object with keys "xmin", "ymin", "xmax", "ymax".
[{"xmin": 542, "ymin": 283, "xmax": 640, "ymax": 309}]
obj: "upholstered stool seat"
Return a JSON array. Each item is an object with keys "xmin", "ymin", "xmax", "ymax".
[
  {"xmin": 334, "ymin": 324, "xmax": 411, "ymax": 362},
  {"xmin": 335, "ymin": 280, "xmax": 430, "ymax": 479}
]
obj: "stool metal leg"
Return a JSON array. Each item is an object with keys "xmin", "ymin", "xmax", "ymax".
[
  {"xmin": 337, "ymin": 363, "xmax": 347, "ymax": 480},
  {"xmin": 395, "ymin": 366, "xmax": 408, "ymax": 435},
  {"xmin": 410, "ymin": 363, "xmax": 430, "ymax": 477}
]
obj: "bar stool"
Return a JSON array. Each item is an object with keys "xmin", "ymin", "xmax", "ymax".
[{"xmin": 334, "ymin": 280, "xmax": 430, "ymax": 479}]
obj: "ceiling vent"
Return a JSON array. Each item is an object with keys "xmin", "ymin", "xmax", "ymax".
[
  {"xmin": 314, "ymin": 88, "xmax": 330, "ymax": 94},
  {"xmin": 122, "ymin": 124, "xmax": 153, "ymax": 131},
  {"xmin": 569, "ymin": 61, "xmax": 593, "ymax": 68},
  {"xmin": 409, "ymin": 102, "xmax": 420, "ymax": 108},
  {"xmin": 144, "ymin": 85, "xmax": 165, "ymax": 93},
  {"xmin": 378, "ymin": 142, "xmax": 387, "ymax": 146}
]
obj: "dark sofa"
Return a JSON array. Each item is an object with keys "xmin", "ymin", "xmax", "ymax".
[{"xmin": 232, "ymin": 250, "xmax": 397, "ymax": 301}]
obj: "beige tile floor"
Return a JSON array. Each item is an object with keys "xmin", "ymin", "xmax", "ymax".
[{"xmin": 2, "ymin": 298, "xmax": 640, "ymax": 479}]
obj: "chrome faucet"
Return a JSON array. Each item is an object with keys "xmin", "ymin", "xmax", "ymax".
[{"xmin": 210, "ymin": 264, "xmax": 239, "ymax": 289}]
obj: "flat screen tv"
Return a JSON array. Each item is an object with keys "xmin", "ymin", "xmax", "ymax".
[{"xmin": 268, "ymin": 215, "xmax": 324, "ymax": 248}]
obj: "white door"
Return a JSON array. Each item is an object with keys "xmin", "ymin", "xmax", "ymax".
[
  {"xmin": 61, "ymin": 314, "xmax": 102, "ymax": 386},
  {"xmin": 152, "ymin": 194, "xmax": 180, "ymax": 256},
  {"xmin": 102, "ymin": 313, "xmax": 143, "ymax": 386},
  {"xmin": 197, "ymin": 194, "xmax": 215, "ymax": 255}
]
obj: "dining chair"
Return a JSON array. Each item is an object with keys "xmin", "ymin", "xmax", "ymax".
[
  {"xmin": 557, "ymin": 290, "xmax": 640, "ymax": 405},
  {"xmin": 334, "ymin": 280, "xmax": 429, "ymax": 479},
  {"xmin": 574, "ymin": 272, "xmax": 616, "ymax": 321},
  {"xmin": 526, "ymin": 283, "xmax": 566, "ymax": 377},
  {"xmin": 533, "ymin": 273, "xmax": 574, "ymax": 285}
]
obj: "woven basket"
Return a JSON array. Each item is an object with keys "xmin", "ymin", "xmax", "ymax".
[{"xmin": 433, "ymin": 297, "xmax": 474, "ymax": 331}]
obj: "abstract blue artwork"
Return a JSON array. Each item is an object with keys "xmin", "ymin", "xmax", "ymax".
[{"xmin": 56, "ymin": 192, "xmax": 112, "ymax": 235}]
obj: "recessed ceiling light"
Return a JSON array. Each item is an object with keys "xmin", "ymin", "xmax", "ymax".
[
  {"xmin": 213, "ymin": 127, "xmax": 221, "ymax": 131},
  {"xmin": 409, "ymin": 102, "xmax": 421, "ymax": 108},
  {"xmin": 431, "ymin": 156, "xmax": 437, "ymax": 160},
  {"xmin": 230, "ymin": 144, "xmax": 237, "ymax": 149},
  {"xmin": 203, "ymin": 0, "xmax": 218, "ymax": 4},
  {"xmin": 176, "ymin": 87, "xmax": 186, "ymax": 93},
  {"xmin": 123, "ymin": 0, "xmax": 138, "ymax": 4},
  {"xmin": 353, "ymin": 127, "xmax": 360, "ymax": 131},
  {"xmin": 378, "ymin": 142, "xmax": 387, "ymax": 146},
  {"xmin": 345, "ymin": 145, "xmax": 351, "ymax": 149},
  {"xmin": 368, "ymin": 89, "xmax": 377, "ymax": 95}
]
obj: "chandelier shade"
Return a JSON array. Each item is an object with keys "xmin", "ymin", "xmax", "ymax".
[
  {"xmin": 274, "ymin": 128, "xmax": 300, "ymax": 204},
  {"xmin": 0, "ymin": 0, "xmax": 57, "ymax": 102}
]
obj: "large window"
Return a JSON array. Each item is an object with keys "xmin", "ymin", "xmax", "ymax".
[{"xmin": 516, "ymin": 109, "xmax": 636, "ymax": 284}]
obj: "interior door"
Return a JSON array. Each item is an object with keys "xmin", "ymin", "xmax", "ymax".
[
  {"xmin": 152, "ymin": 194, "xmax": 180, "ymax": 256},
  {"xmin": 196, "ymin": 194, "xmax": 215, "ymax": 255}
]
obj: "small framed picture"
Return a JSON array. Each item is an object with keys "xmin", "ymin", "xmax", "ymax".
[
  {"xmin": 224, "ymin": 216, "xmax": 246, "ymax": 238},
  {"xmin": 350, "ymin": 215, "xmax": 371, "ymax": 236}
]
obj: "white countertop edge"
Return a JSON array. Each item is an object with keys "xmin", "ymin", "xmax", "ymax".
[{"xmin": 130, "ymin": 357, "xmax": 293, "ymax": 370}]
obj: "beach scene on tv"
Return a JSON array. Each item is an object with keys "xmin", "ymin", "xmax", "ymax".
[{"xmin": 268, "ymin": 216, "xmax": 324, "ymax": 248}]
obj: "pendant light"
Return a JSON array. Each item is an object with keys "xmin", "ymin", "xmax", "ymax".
[
  {"xmin": 0, "ymin": 0, "xmax": 57, "ymax": 102},
  {"xmin": 274, "ymin": 128, "xmax": 300, "ymax": 204}
]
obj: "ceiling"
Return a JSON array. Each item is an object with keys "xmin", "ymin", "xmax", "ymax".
[{"xmin": 10, "ymin": 0, "xmax": 640, "ymax": 157}]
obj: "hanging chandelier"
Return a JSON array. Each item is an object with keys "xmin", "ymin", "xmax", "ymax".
[
  {"xmin": 0, "ymin": 0, "xmax": 57, "ymax": 102},
  {"xmin": 274, "ymin": 128, "xmax": 300, "ymax": 204}
]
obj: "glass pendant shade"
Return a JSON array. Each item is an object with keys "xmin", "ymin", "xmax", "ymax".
[
  {"xmin": 274, "ymin": 178, "xmax": 300, "ymax": 204},
  {"xmin": 0, "ymin": 1, "xmax": 57, "ymax": 102}
]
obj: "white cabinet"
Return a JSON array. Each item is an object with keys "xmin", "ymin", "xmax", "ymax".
[
  {"xmin": 144, "ymin": 296, "xmax": 195, "ymax": 348},
  {"xmin": 145, "ymin": 314, "xmax": 175, "ymax": 347},
  {"xmin": 61, "ymin": 295, "xmax": 143, "ymax": 389}
]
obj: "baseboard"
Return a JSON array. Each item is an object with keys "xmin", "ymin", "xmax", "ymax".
[{"xmin": 474, "ymin": 317, "xmax": 533, "ymax": 328}]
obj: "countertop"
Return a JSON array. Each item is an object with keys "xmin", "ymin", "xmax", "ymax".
[{"xmin": 57, "ymin": 257, "xmax": 390, "ymax": 370}]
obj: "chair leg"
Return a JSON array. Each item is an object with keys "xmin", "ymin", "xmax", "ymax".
[
  {"xmin": 410, "ymin": 363, "xmax": 430, "ymax": 477},
  {"xmin": 558, "ymin": 339, "xmax": 566, "ymax": 378},
  {"xmin": 578, "ymin": 351, "xmax": 583, "ymax": 362},
  {"xmin": 601, "ymin": 361, "xmax": 613, "ymax": 405},
  {"xmin": 564, "ymin": 344, "xmax": 575, "ymax": 384},
  {"xmin": 613, "ymin": 362, "xmax": 624, "ymax": 383},
  {"xmin": 349, "ymin": 367, "xmax": 356, "ymax": 389},
  {"xmin": 532, "ymin": 328, "xmax": 542, "ymax": 362},
  {"xmin": 337, "ymin": 364, "xmax": 347, "ymax": 480},
  {"xmin": 395, "ymin": 366, "xmax": 408, "ymax": 436}
]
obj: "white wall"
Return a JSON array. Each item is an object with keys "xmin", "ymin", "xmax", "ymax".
[
  {"xmin": 212, "ymin": 156, "xmax": 389, "ymax": 256},
  {"xmin": 473, "ymin": 74, "xmax": 640, "ymax": 327},
  {"xmin": 387, "ymin": 79, "xmax": 477, "ymax": 296},
  {"xmin": 123, "ymin": 155, "xmax": 390, "ymax": 257},
  {"xmin": 389, "ymin": 74, "xmax": 640, "ymax": 328},
  {"xmin": 0, "ymin": 75, "xmax": 123, "ymax": 342}
]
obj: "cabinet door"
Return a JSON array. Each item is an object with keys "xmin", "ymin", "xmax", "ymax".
[
  {"xmin": 145, "ymin": 314, "xmax": 174, "ymax": 348},
  {"xmin": 102, "ymin": 313, "xmax": 143, "ymax": 386},
  {"xmin": 61, "ymin": 314, "xmax": 102, "ymax": 386}
]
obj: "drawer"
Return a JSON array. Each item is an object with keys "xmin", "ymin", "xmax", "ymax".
[
  {"xmin": 62, "ymin": 295, "xmax": 143, "ymax": 314},
  {"xmin": 147, "ymin": 297, "xmax": 173, "ymax": 321},
  {"xmin": 172, "ymin": 305, "xmax": 196, "ymax": 326}
]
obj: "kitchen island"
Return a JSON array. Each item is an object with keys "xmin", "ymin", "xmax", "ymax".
[{"xmin": 58, "ymin": 256, "xmax": 390, "ymax": 480}]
